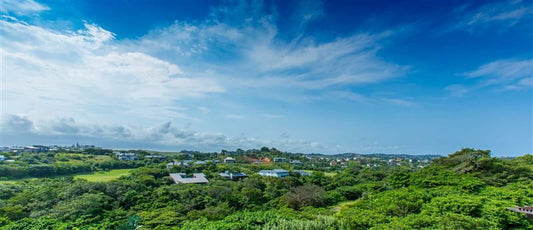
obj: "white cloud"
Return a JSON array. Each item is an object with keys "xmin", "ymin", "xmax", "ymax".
[
  {"xmin": 331, "ymin": 91, "xmax": 417, "ymax": 106},
  {"xmin": 451, "ymin": 0, "xmax": 533, "ymax": 32},
  {"xmin": 447, "ymin": 58, "xmax": 533, "ymax": 96},
  {"xmin": 129, "ymin": 2, "xmax": 407, "ymax": 90},
  {"xmin": 0, "ymin": 1, "xmax": 412, "ymax": 153},
  {"xmin": 462, "ymin": 58, "xmax": 533, "ymax": 89},
  {"xmin": 1, "ymin": 114, "xmax": 331, "ymax": 152},
  {"xmin": 1, "ymin": 18, "xmax": 224, "ymax": 125},
  {"xmin": 0, "ymin": 0, "xmax": 49, "ymax": 15}
]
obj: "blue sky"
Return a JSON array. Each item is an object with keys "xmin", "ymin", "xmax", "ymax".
[{"xmin": 1, "ymin": 0, "xmax": 532, "ymax": 156}]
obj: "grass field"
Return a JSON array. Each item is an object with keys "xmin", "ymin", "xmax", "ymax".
[
  {"xmin": 74, "ymin": 169, "xmax": 134, "ymax": 182},
  {"xmin": 303, "ymin": 170, "xmax": 337, "ymax": 177}
]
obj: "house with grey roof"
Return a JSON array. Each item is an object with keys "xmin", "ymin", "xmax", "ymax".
[
  {"xmin": 167, "ymin": 161, "xmax": 190, "ymax": 169},
  {"xmin": 115, "ymin": 152, "xmax": 139, "ymax": 161},
  {"xmin": 273, "ymin": 157, "xmax": 286, "ymax": 163},
  {"xmin": 290, "ymin": 160, "xmax": 302, "ymax": 166},
  {"xmin": 219, "ymin": 171, "xmax": 247, "ymax": 180},
  {"xmin": 258, "ymin": 169, "xmax": 289, "ymax": 178},
  {"xmin": 293, "ymin": 170, "xmax": 312, "ymax": 177},
  {"xmin": 169, "ymin": 173, "xmax": 209, "ymax": 184}
]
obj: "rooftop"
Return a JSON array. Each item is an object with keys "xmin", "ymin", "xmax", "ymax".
[{"xmin": 169, "ymin": 173, "xmax": 209, "ymax": 184}]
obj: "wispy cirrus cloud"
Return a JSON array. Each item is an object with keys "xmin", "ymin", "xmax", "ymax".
[
  {"xmin": 0, "ymin": 0, "xmax": 412, "ymax": 153},
  {"xmin": 449, "ymin": 0, "xmax": 533, "ymax": 32},
  {"xmin": 446, "ymin": 58, "xmax": 533, "ymax": 96},
  {"xmin": 463, "ymin": 58, "xmax": 533, "ymax": 89},
  {"xmin": 129, "ymin": 1, "xmax": 408, "ymax": 91},
  {"xmin": 0, "ymin": 0, "xmax": 49, "ymax": 15}
]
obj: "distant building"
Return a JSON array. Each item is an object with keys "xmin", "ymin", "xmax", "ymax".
[
  {"xmin": 329, "ymin": 160, "xmax": 338, "ymax": 166},
  {"xmin": 167, "ymin": 161, "xmax": 190, "ymax": 169},
  {"xmin": 145, "ymin": 155, "xmax": 166, "ymax": 160},
  {"xmin": 169, "ymin": 173, "xmax": 209, "ymax": 184},
  {"xmin": 115, "ymin": 152, "xmax": 139, "ymax": 161},
  {"xmin": 273, "ymin": 157, "xmax": 286, "ymax": 163},
  {"xmin": 0, "ymin": 155, "xmax": 5, "ymax": 161},
  {"xmin": 194, "ymin": 161, "xmax": 207, "ymax": 165},
  {"xmin": 507, "ymin": 206, "xmax": 533, "ymax": 219},
  {"xmin": 290, "ymin": 160, "xmax": 302, "ymax": 166},
  {"xmin": 258, "ymin": 169, "xmax": 289, "ymax": 178},
  {"xmin": 224, "ymin": 157, "xmax": 236, "ymax": 163},
  {"xmin": 10, "ymin": 147, "xmax": 24, "ymax": 153},
  {"xmin": 219, "ymin": 171, "xmax": 247, "ymax": 180},
  {"xmin": 293, "ymin": 170, "xmax": 312, "ymax": 177},
  {"xmin": 22, "ymin": 145, "xmax": 49, "ymax": 153}
]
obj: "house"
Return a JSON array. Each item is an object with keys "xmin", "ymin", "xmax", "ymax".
[
  {"xmin": 169, "ymin": 173, "xmax": 209, "ymax": 184},
  {"xmin": 329, "ymin": 160, "xmax": 338, "ymax": 166},
  {"xmin": 258, "ymin": 169, "xmax": 289, "ymax": 178},
  {"xmin": 115, "ymin": 152, "xmax": 139, "ymax": 161},
  {"xmin": 194, "ymin": 161, "xmax": 207, "ymax": 165},
  {"xmin": 0, "ymin": 155, "xmax": 5, "ymax": 161},
  {"xmin": 507, "ymin": 206, "xmax": 533, "ymax": 219},
  {"xmin": 219, "ymin": 171, "xmax": 247, "ymax": 180},
  {"xmin": 293, "ymin": 170, "xmax": 312, "ymax": 177},
  {"xmin": 167, "ymin": 161, "xmax": 190, "ymax": 169},
  {"xmin": 10, "ymin": 147, "xmax": 24, "ymax": 154},
  {"xmin": 224, "ymin": 157, "xmax": 236, "ymax": 163},
  {"xmin": 145, "ymin": 155, "xmax": 166, "ymax": 160},
  {"xmin": 273, "ymin": 157, "xmax": 285, "ymax": 163},
  {"xmin": 290, "ymin": 160, "xmax": 302, "ymax": 166}
]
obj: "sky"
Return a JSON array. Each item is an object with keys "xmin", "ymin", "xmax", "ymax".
[{"xmin": 0, "ymin": 0, "xmax": 532, "ymax": 156}]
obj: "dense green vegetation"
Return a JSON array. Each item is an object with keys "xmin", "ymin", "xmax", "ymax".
[
  {"xmin": 0, "ymin": 151, "xmax": 143, "ymax": 180},
  {"xmin": 0, "ymin": 148, "xmax": 531, "ymax": 229}
]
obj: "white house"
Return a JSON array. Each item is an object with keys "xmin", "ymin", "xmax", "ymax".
[
  {"xmin": 0, "ymin": 155, "xmax": 6, "ymax": 161},
  {"xmin": 224, "ymin": 157, "xmax": 236, "ymax": 163},
  {"xmin": 258, "ymin": 169, "xmax": 289, "ymax": 178},
  {"xmin": 115, "ymin": 152, "xmax": 139, "ymax": 161}
]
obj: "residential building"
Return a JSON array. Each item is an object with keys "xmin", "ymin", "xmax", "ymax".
[
  {"xmin": 115, "ymin": 152, "xmax": 139, "ymax": 161},
  {"xmin": 167, "ymin": 161, "xmax": 190, "ymax": 169},
  {"xmin": 194, "ymin": 161, "xmax": 207, "ymax": 165},
  {"xmin": 0, "ymin": 155, "xmax": 5, "ymax": 161},
  {"xmin": 507, "ymin": 206, "xmax": 533, "ymax": 219},
  {"xmin": 290, "ymin": 160, "xmax": 302, "ymax": 166},
  {"xmin": 219, "ymin": 171, "xmax": 247, "ymax": 180},
  {"xmin": 293, "ymin": 170, "xmax": 312, "ymax": 177},
  {"xmin": 224, "ymin": 157, "xmax": 236, "ymax": 163},
  {"xmin": 273, "ymin": 157, "xmax": 285, "ymax": 163},
  {"xmin": 258, "ymin": 169, "xmax": 289, "ymax": 178},
  {"xmin": 169, "ymin": 173, "xmax": 209, "ymax": 184}
]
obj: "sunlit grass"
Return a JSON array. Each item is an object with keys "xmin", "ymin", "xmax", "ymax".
[{"xmin": 74, "ymin": 169, "xmax": 133, "ymax": 182}]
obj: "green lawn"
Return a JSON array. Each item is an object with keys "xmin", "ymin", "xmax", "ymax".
[
  {"xmin": 74, "ymin": 169, "xmax": 133, "ymax": 182},
  {"xmin": 303, "ymin": 170, "xmax": 337, "ymax": 177}
]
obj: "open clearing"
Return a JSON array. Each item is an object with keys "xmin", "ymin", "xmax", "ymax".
[{"xmin": 73, "ymin": 169, "xmax": 134, "ymax": 182}]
